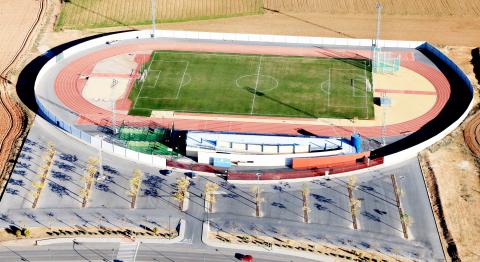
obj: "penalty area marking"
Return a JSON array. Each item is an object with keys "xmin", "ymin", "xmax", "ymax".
[
  {"xmin": 352, "ymin": 78, "xmax": 367, "ymax": 98},
  {"xmin": 134, "ymin": 60, "xmax": 190, "ymax": 104}
]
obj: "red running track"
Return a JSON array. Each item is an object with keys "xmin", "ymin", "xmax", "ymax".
[{"xmin": 54, "ymin": 41, "xmax": 450, "ymax": 138}]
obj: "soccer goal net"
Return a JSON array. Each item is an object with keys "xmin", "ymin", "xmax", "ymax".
[{"xmin": 373, "ymin": 48, "xmax": 400, "ymax": 74}]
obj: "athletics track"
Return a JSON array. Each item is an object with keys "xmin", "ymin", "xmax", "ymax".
[{"xmin": 54, "ymin": 41, "xmax": 450, "ymax": 139}]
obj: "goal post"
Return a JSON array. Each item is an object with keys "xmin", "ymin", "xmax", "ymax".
[{"xmin": 373, "ymin": 47, "xmax": 401, "ymax": 74}]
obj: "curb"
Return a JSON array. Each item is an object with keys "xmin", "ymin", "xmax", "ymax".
[
  {"xmin": 169, "ymin": 166, "xmax": 218, "ymax": 177},
  {"xmin": 140, "ymin": 219, "xmax": 186, "ymax": 244},
  {"xmin": 35, "ymin": 219, "xmax": 186, "ymax": 246},
  {"xmin": 201, "ymin": 222, "xmax": 334, "ymax": 262}
]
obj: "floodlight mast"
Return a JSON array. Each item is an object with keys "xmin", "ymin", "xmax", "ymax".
[
  {"xmin": 151, "ymin": 0, "xmax": 156, "ymax": 37},
  {"xmin": 375, "ymin": 2, "xmax": 383, "ymax": 47}
]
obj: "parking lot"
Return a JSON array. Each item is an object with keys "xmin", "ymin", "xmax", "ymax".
[{"xmin": 0, "ymin": 118, "xmax": 443, "ymax": 260}]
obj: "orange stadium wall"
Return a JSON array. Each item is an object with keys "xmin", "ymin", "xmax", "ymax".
[{"xmin": 292, "ymin": 152, "xmax": 370, "ymax": 169}]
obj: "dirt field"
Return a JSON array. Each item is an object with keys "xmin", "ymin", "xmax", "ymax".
[
  {"xmin": 0, "ymin": 0, "xmax": 48, "ymax": 196},
  {"xmin": 54, "ymin": 1, "xmax": 480, "ymax": 46},
  {"xmin": 419, "ymin": 45, "xmax": 479, "ymax": 262},
  {"xmin": 56, "ymin": 0, "xmax": 263, "ymax": 29},
  {"xmin": 263, "ymin": 0, "xmax": 480, "ymax": 16}
]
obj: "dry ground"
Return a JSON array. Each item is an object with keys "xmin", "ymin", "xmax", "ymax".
[
  {"xmin": 419, "ymin": 46, "xmax": 480, "ymax": 262},
  {"xmin": 263, "ymin": 0, "xmax": 480, "ymax": 17},
  {"xmin": 0, "ymin": 0, "xmax": 49, "ymax": 196},
  {"xmin": 56, "ymin": 0, "xmax": 263, "ymax": 29}
]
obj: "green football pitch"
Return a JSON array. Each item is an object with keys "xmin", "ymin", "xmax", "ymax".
[{"xmin": 128, "ymin": 50, "xmax": 374, "ymax": 119}]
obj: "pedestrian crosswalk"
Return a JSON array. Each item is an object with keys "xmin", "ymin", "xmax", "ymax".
[{"xmin": 115, "ymin": 242, "xmax": 139, "ymax": 262}]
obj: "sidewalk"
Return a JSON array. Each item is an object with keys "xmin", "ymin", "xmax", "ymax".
[{"xmin": 201, "ymin": 221, "xmax": 334, "ymax": 262}]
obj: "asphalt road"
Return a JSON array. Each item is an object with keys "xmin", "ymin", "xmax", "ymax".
[{"xmin": 0, "ymin": 243, "xmax": 312, "ymax": 262}]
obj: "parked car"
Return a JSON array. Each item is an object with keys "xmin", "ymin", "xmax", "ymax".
[
  {"xmin": 185, "ymin": 172, "xmax": 197, "ymax": 179},
  {"xmin": 235, "ymin": 253, "xmax": 253, "ymax": 261},
  {"xmin": 159, "ymin": 169, "xmax": 173, "ymax": 176}
]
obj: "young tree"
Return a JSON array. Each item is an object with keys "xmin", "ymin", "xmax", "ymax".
[
  {"xmin": 128, "ymin": 169, "xmax": 143, "ymax": 208},
  {"xmin": 251, "ymin": 186, "xmax": 263, "ymax": 217},
  {"xmin": 81, "ymin": 157, "xmax": 99, "ymax": 208},
  {"xmin": 350, "ymin": 198, "xmax": 361, "ymax": 229},
  {"xmin": 302, "ymin": 183, "xmax": 311, "ymax": 223},
  {"xmin": 22, "ymin": 228, "xmax": 30, "ymax": 237},
  {"xmin": 15, "ymin": 229, "xmax": 21, "ymax": 238},
  {"xmin": 173, "ymin": 177, "xmax": 190, "ymax": 210},
  {"xmin": 400, "ymin": 212, "xmax": 412, "ymax": 227},
  {"xmin": 348, "ymin": 176, "xmax": 357, "ymax": 191},
  {"xmin": 204, "ymin": 182, "xmax": 219, "ymax": 213},
  {"xmin": 31, "ymin": 142, "xmax": 56, "ymax": 208}
]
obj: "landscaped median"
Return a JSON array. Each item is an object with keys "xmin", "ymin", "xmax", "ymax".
[
  {"xmin": 201, "ymin": 221, "xmax": 411, "ymax": 262},
  {"xmin": 0, "ymin": 219, "xmax": 185, "ymax": 246}
]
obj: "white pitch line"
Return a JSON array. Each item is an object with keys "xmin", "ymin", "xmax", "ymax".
[
  {"xmin": 364, "ymin": 60, "xmax": 369, "ymax": 118},
  {"xmin": 152, "ymin": 71, "xmax": 162, "ymax": 90},
  {"xmin": 133, "ymin": 58, "xmax": 155, "ymax": 108},
  {"xmin": 250, "ymin": 56, "xmax": 263, "ymax": 115},
  {"xmin": 175, "ymin": 61, "xmax": 190, "ymax": 99},
  {"xmin": 327, "ymin": 68, "xmax": 331, "ymax": 108}
]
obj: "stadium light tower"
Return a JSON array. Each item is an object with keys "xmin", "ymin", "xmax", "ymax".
[
  {"xmin": 151, "ymin": 0, "xmax": 156, "ymax": 38},
  {"xmin": 374, "ymin": 2, "xmax": 383, "ymax": 47}
]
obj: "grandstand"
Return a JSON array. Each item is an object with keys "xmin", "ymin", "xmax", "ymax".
[{"xmin": 186, "ymin": 131, "xmax": 357, "ymax": 167}]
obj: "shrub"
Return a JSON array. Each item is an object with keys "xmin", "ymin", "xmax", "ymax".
[
  {"xmin": 15, "ymin": 229, "xmax": 21, "ymax": 237},
  {"xmin": 22, "ymin": 228, "xmax": 30, "ymax": 237}
]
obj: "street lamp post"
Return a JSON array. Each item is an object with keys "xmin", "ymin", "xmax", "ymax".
[
  {"xmin": 168, "ymin": 215, "xmax": 171, "ymax": 239},
  {"xmin": 255, "ymin": 172, "xmax": 261, "ymax": 217},
  {"xmin": 375, "ymin": 1, "xmax": 383, "ymax": 48}
]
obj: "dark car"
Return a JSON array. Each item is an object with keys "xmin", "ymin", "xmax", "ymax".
[
  {"xmin": 185, "ymin": 172, "xmax": 197, "ymax": 179},
  {"xmin": 159, "ymin": 169, "xmax": 173, "ymax": 176},
  {"xmin": 235, "ymin": 253, "xmax": 253, "ymax": 261}
]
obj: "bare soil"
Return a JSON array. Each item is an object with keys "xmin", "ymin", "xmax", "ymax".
[
  {"xmin": 419, "ymin": 45, "xmax": 480, "ymax": 262},
  {"xmin": 57, "ymin": 0, "xmax": 262, "ymax": 30},
  {"xmin": 263, "ymin": 0, "xmax": 480, "ymax": 17},
  {"xmin": 0, "ymin": 0, "xmax": 49, "ymax": 196}
]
